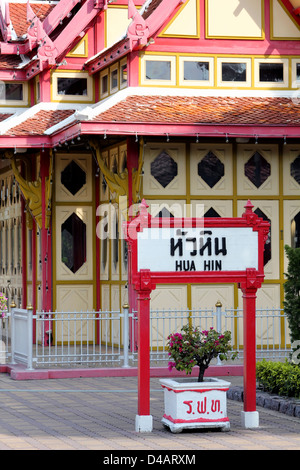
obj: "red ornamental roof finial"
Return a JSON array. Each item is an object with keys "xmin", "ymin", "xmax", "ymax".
[
  {"xmin": 244, "ymin": 199, "xmax": 254, "ymax": 213},
  {"xmin": 242, "ymin": 200, "xmax": 258, "ymax": 225}
]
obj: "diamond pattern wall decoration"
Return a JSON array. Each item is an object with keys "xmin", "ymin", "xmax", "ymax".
[
  {"xmin": 197, "ymin": 151, "xmax": 224, "ymax": 188},
  {"xmin": 244, "ymin": 152, "xmax": 271, "ymax": 188},
  {"xmin": 61, "ymin": 160, "xmax": 86, "ymax": 196},
  {"xmin": 151, "ymin": 150, "xmax": 178, "ymax": 188},
  {"xmin": 61, "ymin": 213, "xmax": 86, "ymax": 273}
]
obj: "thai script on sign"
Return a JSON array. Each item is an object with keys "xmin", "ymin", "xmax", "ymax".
[
  {"xmin": 171, "ymin": 229, "xmax": 227, "ymax": 272},
  {"xmin": 183, "ymin": 397, "xmax": 224, "ymax": 416}
]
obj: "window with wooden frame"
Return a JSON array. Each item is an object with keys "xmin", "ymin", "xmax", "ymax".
[
  {"xmin": 0, "ymin": 81, "xmax": 28, "ymax": 106},
  {"xmin": 179, "ymin": 56, "xmax": 214, "ymax": 87},
  {"xmin": 217, "ymin": 58, "xmax": 251, "ymax": 87},
  {"xmin": 51, "ymin": 71, "xmax": 93, "ymax": 102},
  {"xmin": 110, "ymin": 63, "xmax": 119, "ymax": 94},
  {"xmin": 100, "ymin": 69, "xmax": 109, "ymax": 99},
  {"xmin": 254, "ymin": 58, "xmax": 289, "ymax": 88},
  {"xmin": 140, "ymin": 54, "xmax": 176, "ymax": 86}
]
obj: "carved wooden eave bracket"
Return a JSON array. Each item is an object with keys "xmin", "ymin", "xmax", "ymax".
[
  {"xmin": 127, "ymin": 0, "xmax": 187, "ymax": 47},
  {"xmin": 89, "ymin": 138, "xmax": 143, "ymax": 208},
  {"xmin": 7, "ymin": 151, "xmax": 53, "ymax": 230}
]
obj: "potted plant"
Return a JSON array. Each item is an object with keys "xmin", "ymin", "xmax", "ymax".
[{"xmin": 160, "ymin": 324, "xmax": 237, "ymax": 433}]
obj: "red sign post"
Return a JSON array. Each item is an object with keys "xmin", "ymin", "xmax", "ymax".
[{"xmin": 124, "ymin": 199, "xmax": 269, "ymax": 432}]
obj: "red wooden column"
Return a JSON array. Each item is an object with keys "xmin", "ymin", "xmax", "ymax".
[
  {"xmin": 240, "ymin": 273, "xmax": 260, "ymax": 428},
  {"xmin": 40, "ymin": 150, "xmax": 50, "ymax": 313},
  {"xmin": 135, "ymin": 269, "xmax": 154, "ymax": 432},
  {"xmin": 32, "ymin": 219, "xmax": 37, "ymax": 342}
]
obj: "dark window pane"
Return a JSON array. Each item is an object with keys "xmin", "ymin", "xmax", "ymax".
[
  {"xmin": 111, "ymin": 69, "xmax": 118, "ymax": 89},
  {"xmin": 121, "ymin": 64, "xmax": 127, "ymax": 85},
  {"xmin": 151, "ymin": 151, "xmax": 178, "ymax": 188},
  {"xmin": 61, "ymin": 160, "xmax": 86, "ymax": 195},
  {"xmin": 146, "ymin": 60, "xmax": 171, "ymax": 80},
  {"xmin": 222, "ymin": 63, "xmax": 246, "ymax": 82},
  {"xmin": 61, "ymin": 213, "xmax": 86, "ymax": 273},
  {"xmin": 255, "ymin": 208, "xmax": 271, "ymax": 266},
  {"xmin": 291, "ymin": 155, "xmax": 300, "ymax": 185},
  {"xmin": 259, "ymin": 63, "xmax": 283, "ymax": 82},
  {"xmin": 244, "ymin": 152, "xmax": 271, "ymax": 188},
  {"xmin": 5, "ymin": 84, "xmax": 23, "ymax": 100},
  {"xmin": 198, "ymin": 151, "xmax": 224, "ymax": 188},
  {"xmin": 101, "ymin": 75, "xmax": 108, "ymax": 94},
  {"xmin": 291, "ymin": 212, "xmax": 300, "ymax": 248},
  {"xmin": 184, "ymin": 61, "xmax": 209, "ymax": 81},
  {"xmin": 57, "ymin": 77, "xmax": 87, "ymax": 95},
  {"xmin": 297, "ymin": 63, "xmax": 300, "ymax": 81}
]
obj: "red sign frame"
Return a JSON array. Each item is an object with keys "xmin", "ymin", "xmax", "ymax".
[{"xmin": 124, "ymin": 199, "xmax": 270, "ymax": 431}]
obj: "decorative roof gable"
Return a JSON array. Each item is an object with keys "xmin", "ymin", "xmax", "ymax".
[
  {"xmin": 86, "ymin": 0, "xmax": 187, "ymax": 73},
  {"xmin": 0, "ymin": 0, "xmax": 108, "ymax": 78}
]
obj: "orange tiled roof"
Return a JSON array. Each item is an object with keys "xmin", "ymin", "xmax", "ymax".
[
  {"xmin": 9, "ymin": 3, "xmax": 55, "ymax": 38},
  {"xmin": 0, "ymin": 54, "xmax": 23, "ymax": 69},
  {"xmin": 6, "ymin": 109, "xmax": 75, "ymax": 136},
  {"xmin": 91, "ymin": 95, "xmax": 300, "ymax": 126},
  {"xmin": 0, "ymin": 113, "xmax": 13, "ymax": 122},
  {"xmin": 2, "ymin": 95, "xmax": 300, "ymax": 140}
]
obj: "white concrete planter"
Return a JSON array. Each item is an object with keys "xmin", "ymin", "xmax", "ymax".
[{"xmin": 160, "ymin": 377, "xmax": 231, "ymax": 433}]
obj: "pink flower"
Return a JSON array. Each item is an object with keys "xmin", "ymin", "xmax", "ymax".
[{"xmin": 168, "ymin": 361, "xmax": 176, "ymax": 371}]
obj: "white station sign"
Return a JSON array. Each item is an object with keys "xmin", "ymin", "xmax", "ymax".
[{"xmin": 137, "ymin": 227, "xmax": 258, "ymax": 273}]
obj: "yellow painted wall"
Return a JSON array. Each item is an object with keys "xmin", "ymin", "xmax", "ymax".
[{"xmin": 206, "ymin": 0, "xmax": 264, "ymax": 39}]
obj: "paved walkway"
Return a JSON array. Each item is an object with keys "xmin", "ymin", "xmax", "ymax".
[{"xmin": 0, "ymin": 374, "xmax": 299, "ymax": 451}]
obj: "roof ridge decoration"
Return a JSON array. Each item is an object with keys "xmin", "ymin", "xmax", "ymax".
[
  {"xmin": 26, "ymin": 1, "xmax": 58, "ymax": 65},
  {"xmin": 0, "ymin": 0, "xmax": 13, "ymax": 41},
  {"xmin": 0, "ymin": 0, "xmax": 108, "ymax": 79},
  {"xmin": 127, "ymin": 0, "xmax": 149, "ymax": 45}
]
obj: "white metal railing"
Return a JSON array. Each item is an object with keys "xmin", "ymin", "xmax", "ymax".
[
  {"xmin": 131, "ymin": 306, "xmax": 292, "ymax": 364},
  {"xmin": 0, "ymin": 311, "xmax": 10, "ymax": 365},
  {"xmin": 34, "ymin": 310, "xmax": 126, "ymax": 368},
  {"xmin": 0, "ymin": 305, "xmax": 292, "ymax": 369}
]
